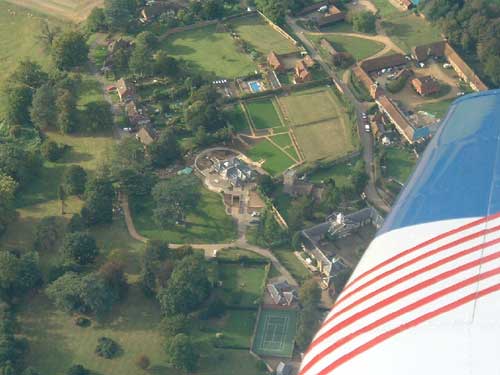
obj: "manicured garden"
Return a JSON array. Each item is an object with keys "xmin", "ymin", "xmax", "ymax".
[
  {"xmin": 133, "ymin": 187, "xmax": 237, "ymax": 244},
  {"xmin": 245, "ymin": 98, "xmax": 284, "ymax": 130},
  {"xmin": 163, "ymin": 24, "xmax": 257, "ymax": 78},
  {"xmin": 247, "ymin": 139, "xmax": 295, "ymax": 175},
  {"xmin": 230, "ymin": 15, "xmax": 298, "ymax": 55}
]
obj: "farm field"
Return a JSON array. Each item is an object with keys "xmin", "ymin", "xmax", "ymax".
[
  {"xmin": 5, "ymin": 0, "xmax": 103, "ymax": 21},
  {"xmin": 133, "ymin": 187, "xmax": 238, "ymax": 244},
  {"xmin": 163, "ymin": 25, "xmax": 256, "ymax": 78},
  {"xmin": 247, "ymin": 139, "xmax": 295, "ymax": 175},
  {"xmin": 309, "ymin": 34, "xmax": 385, "ymax": 61},
  {"xmin": 278, "ymin": 87, "xmax": 358, "ymax": 162},
  {"xmin": 230, "ymin": 15, "xmax": 298, "ymax": 55},
  {"xmin": 245, "ymin": 98, "xmax": 284, "ymax": 130}
]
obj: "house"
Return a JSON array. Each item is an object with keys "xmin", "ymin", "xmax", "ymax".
[
  {"xmin": 360, "ymin": 53, "xmax": 407, "ymax": 73},
  {"xmin": 376, "ymin": 95, "xmax": 416, "ymax": 143},
  {"xmin": 303, "ymin": 54, "xmax": 316, "ymax": 68},
  {"xmin": 294, "ymin": 60, "xmax": 312, "ymax": 83},
  {"xmin": 116, "ymin": 78, "xmax": 135, "ymax": 102},
  {"xmin": 267, "ymin": 51, "xmax": 285, "ymax": 72},
  {"xmin": 276, "ymin": 362, "xmax": 293, "ymax": 375},
  {"xmin": 213, "ymin": 157, "xmax": 254, "ymax": 187},
  {"xmin": 398, "ymin": 0, "xmax": 413, "ymax": 10},
  {"xmin": 107, "ymin": 38, "xmax": 131, "ymax": 54},
  {"xmin": 411, "ymin": 75, "xmax": 440, "ymax": 96},
  {"xmin": 412, "ymin": 41, "xmax": 446, "ymax": 62},
  {"xmin": 267, "ymin": 281, "xmax": 297, "ymax": 306},
  {"xmin": 317, "ymin": 5, "xmax": 346, "ymax": 27},
  {"xmin": 283, "ymin": 169, "xmax": 324, "ymax": 200},
  {"xmin": 136, "ymin": 125, "xmax": 158, "ymax": 146},
  {"xmin": 125, "ymin": 101, "xmax": 151, "ymax": 127}
]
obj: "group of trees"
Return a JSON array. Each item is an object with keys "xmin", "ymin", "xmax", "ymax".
[
  {"xmin": 420, "ymin": 0, "xmax": 500, "ymax": 86},
  {"xmin": 348, "ymin": 10, "xmax": 376, "ymax": 34},
  {"xmin": 296, "ymin": 279, "xmax": 321, "ymax": 350}
]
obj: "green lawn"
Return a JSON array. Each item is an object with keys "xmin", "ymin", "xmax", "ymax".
[
  {"xmin": 163, "ymin": 25, "xmax": 257, "ymax": 78},
  {"xmin": 309, "ymin": 157, "xmax": 361, "ymax": 186},
  {"xmin": 381, "ymin": 12, "xmax": 442, "ymax": 53},
  {"xmin": 416, "ymin": 98, "xmax": 455, "ymax": 119},
  {"xmin": 218, "ymin": 263, "xmax": 268, "ymax": 307},
  {"xmin": 0, "ymin": 3, "xmax": 65, "ymax": 117},
  {"xmin": 216, "ymin": 248, "xmax": 268, "ymax": 261},
  {"xmin": 272, "ymin": 248, "xmax": 310, "ymax": 284},
  {"xmin": 371, "ymin": 0, "xmax": 399, "ymax": 17},
  {"xmin": 133, "ymin": 187, "xmax": 237, "ymax": 244},
  {"xmin": 309, "ymin": 34, "xmax": 385, "ymax": 61},
  {"xmin": 225, "ymin": 103, "xmax": 251, "ymax": 133},
  {"xmin": 383, "ymin": 146, "xmax": 416, "ymax": 183},
  {"xmin": 270, "ymin": 133, "xmax": 292, "ymax": 148},
  {"xmin": 230, "ymin": 15, "xmax": 298, "ymax": 55},
  {"xmin": 248, "ymin": 139, "xmax": 295, "ymax": 175},
  {"xmin": 245, "ymin": 98, "xmax": 284, "ymax": 129}
]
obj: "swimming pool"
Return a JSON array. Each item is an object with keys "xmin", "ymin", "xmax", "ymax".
[{"xmin": 249, "ymin": 80, "xmax": 263, "ymax": 93}]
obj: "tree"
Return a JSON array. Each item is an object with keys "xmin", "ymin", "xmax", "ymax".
[
  {"xmin": 63, "ymin": 165, "xmax": 88, "ymax": 196},
  {"xmin": 166, "ymin": 334, "xmax": 198, "ymax": 372},
  {"xmin": 136, "ymin": 355, "xmax": 150, "ymax": 370},
  {"xmin": 0, "ymin": 143, "xmax": 42, "ymax": 187},
  {"xmin": 52, "ymin": 31, "xmax": 89, "ymax": 70},
  {"xmin": 56, "ymin": 89, "xmax": 78, "ymax": 134},
  {"xmin": 0, "ymin": 174, "xmax": 17, "ymax": 236},
  {"xmin": 129, "ymin": 41, "xmax": 153, "ymax": 76},
  {"xmin": 37, "ymin": 20, "xmax": 61, "ymax": 50},
  {"xmin": 60, "ymin": 232, "xmax": 99, "ymax": 265},
  {"xmin": 160, "ymin": 314, "xmax": 190, "ymax": 337},
  {"xmin": 95, "ymin": 337, "xmax": 120, "ymax": 358},
  {"xmin": 152, "ymin": 176, "xmax": 200, "ymax": 228},
  {"xmin": 98, "ymin": 260, "xmax": 128, "ymax": 301},
  {"xmin": 3, "ymin": 83, "xmax": 32, "ymax": 125},
  {"xmin": 33, "ymin": 216, "xmax": 62, "ymax": 252},
  {"xmin": 154, "ymin": 51, "xmax": 179, "ymax": 77},
  {"xmin": 0, "ymin": 250, "xmax": 42, "ymax": 299},
  {"xmin": 82, "ymin": 176, "xmax": 115, "ymax": 225},
  {"xmin": 255, "ymin": 0, "xmax": 287, "ymax": 25},
  {"xmin": 10, "ymin": 60, "xmax": 48, "ymax": 90},
  {"xmin": 47, "ymin": 272, "xmax": 115, "ymax": 315},
  {"xmin": 350, "ymin": 11, "xmax": 376, "ymax": 33},
  {"xmin": 84, "ymin": 101, "xmax": 113, "ymax": 132},
  {"xmin": 22, "ymin": 367, "xmax": 41, "ymax": 375},
  {"xmin": 157, "ymin": 255, "xmax": 210, "ymax": 316},
  {"xmin": 104, "ymin": 0, "xmax": 137, "ymax": 31},
  {"xmin": 58, "ymin": 184, "xmax": 66, "ymax": 215},
  {"xmin": 87, "ymin": 8, "xmax": 108, "ymax": 32},
  {"xmin": 147, "ymin": 129, "xmax": 180, "ymax": 168},
  {"xmin": 299, "ymin": 279, "xmax": 321, "ymax": 307},
  {"xmin": 41, "ymin": 140, "xmax": 65, "ymax": 162},
  {"xmin": 66, "ymin": 365, "xmax": 89, "ymax": 375}
]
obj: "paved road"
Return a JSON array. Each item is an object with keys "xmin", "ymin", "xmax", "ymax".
[{"xmin": 287, "ymin": 17, "xmax": 391, "ymax": 213}]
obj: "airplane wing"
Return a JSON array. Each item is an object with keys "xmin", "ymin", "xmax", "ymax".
[{"xmin": 300, "ymin": 89, "xmax": 500, "ymax": 375}]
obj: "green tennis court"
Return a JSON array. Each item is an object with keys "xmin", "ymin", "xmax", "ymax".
[{"xmin": 252, "ymin": 309, "xmax": 297, "ymax": 357}]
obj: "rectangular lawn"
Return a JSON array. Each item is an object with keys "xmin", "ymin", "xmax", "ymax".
[
  {"xmin": 163, "ymin": 25, "xmax": 257, "ymax": 78},
  {"xmin": 225, "ymin": 103, "xmax": 251, "ymax": 133},
  {"xmin": 279, "ymin": 88, "xmax": 357, "ymax": 162},
  {"xmin": 248, "ymin": 139, "xmax": 295, "ymax": 175},
  {"xmin": 246, "ymin": 98, "xmax": 284, "ymax": 129},
  {"xmin": 309, "ymin": 34, "xmax": 385, "ymax": 61},
  {"xmin": 133, "ymin": 187, "xmax": 237, "ymax": 244},
  {"xmin": 383, "ymin": 146, "xmax": 416, "ymax": 183},
  {"xmin": 218, "ymin": 263, "xmax": 268, "ymax": 307},
  {"xmin": 230, "ymin": 15, "xmax": 298, "ymax": 55}
]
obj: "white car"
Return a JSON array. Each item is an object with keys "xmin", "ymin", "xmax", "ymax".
[{"xmin": 364, "ymin": 124, "xmax": 371, "ymax": 133}]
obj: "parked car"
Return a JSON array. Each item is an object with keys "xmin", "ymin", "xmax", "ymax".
[{"xmin": 364, "ymin": 124, "xmax": 371, "ymax": 133}]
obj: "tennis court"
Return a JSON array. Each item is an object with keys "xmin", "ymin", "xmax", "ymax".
[{"xmin": 252, "ymin": 308, "xmax": 297, "ymax": 357}]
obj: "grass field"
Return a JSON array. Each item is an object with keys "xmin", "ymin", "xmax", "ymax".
[
  {"xmin": 383, "ymin": 146, "xmax": 416, "ymax": 183},
  {"xmin": 272, "ymin": 248, "xmax": 310, "ymax": 284},
  {"xmin": 218, "ymin": 263, "xmax": 268, "ymax": 307},
  {"xmin": 309, "ymin": 34, "xmax": 385, "ymax": 61},
  {"xmin": 216, "ymin": 248, "xmax": 268, "ymax": 261},
  {"xmin": 225, "ymin": 103, "xmax": 251, "ymax": 133},
  {"xmin": 279, "ymin": 88, "xmax": 357, "ymax": 162},
  {"xmin": 309, "ymin": 157, "xmax": 361, "ymax": 186},
  {"xmin": 230, "ymin": 15, "xmax": 298, "ymax": 55},
  {"xmin": 370, "ymin": 0, "xmax": 399, "ymax": 17},
  {"xmin": 416, "ymin": 98, "xmax": 455, "ymax": 119},
  {"xmin": 133, "ymin": 187, "xmax": 237, "ymax": 244},
  {"xmin": 163, "ymin": 25, "xmax": 256, "ymax": 78},
  {"xmin": 5, "ymin": 0, "xmax": 103, "ymax": 21},
  {"xmin": 246, "ymin": 98, "xmax": 284, "ymax": 130},
  {"xmin": 248, "ymin": 139, "xmax": 295, "ymax": 175},
  {"xmin": 252, "ymin": 308, "xmax": 298, "ymax": 358},
  {"xmin": 381, "ymin": 12, "xmax": 442, "ymax": 53}
]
